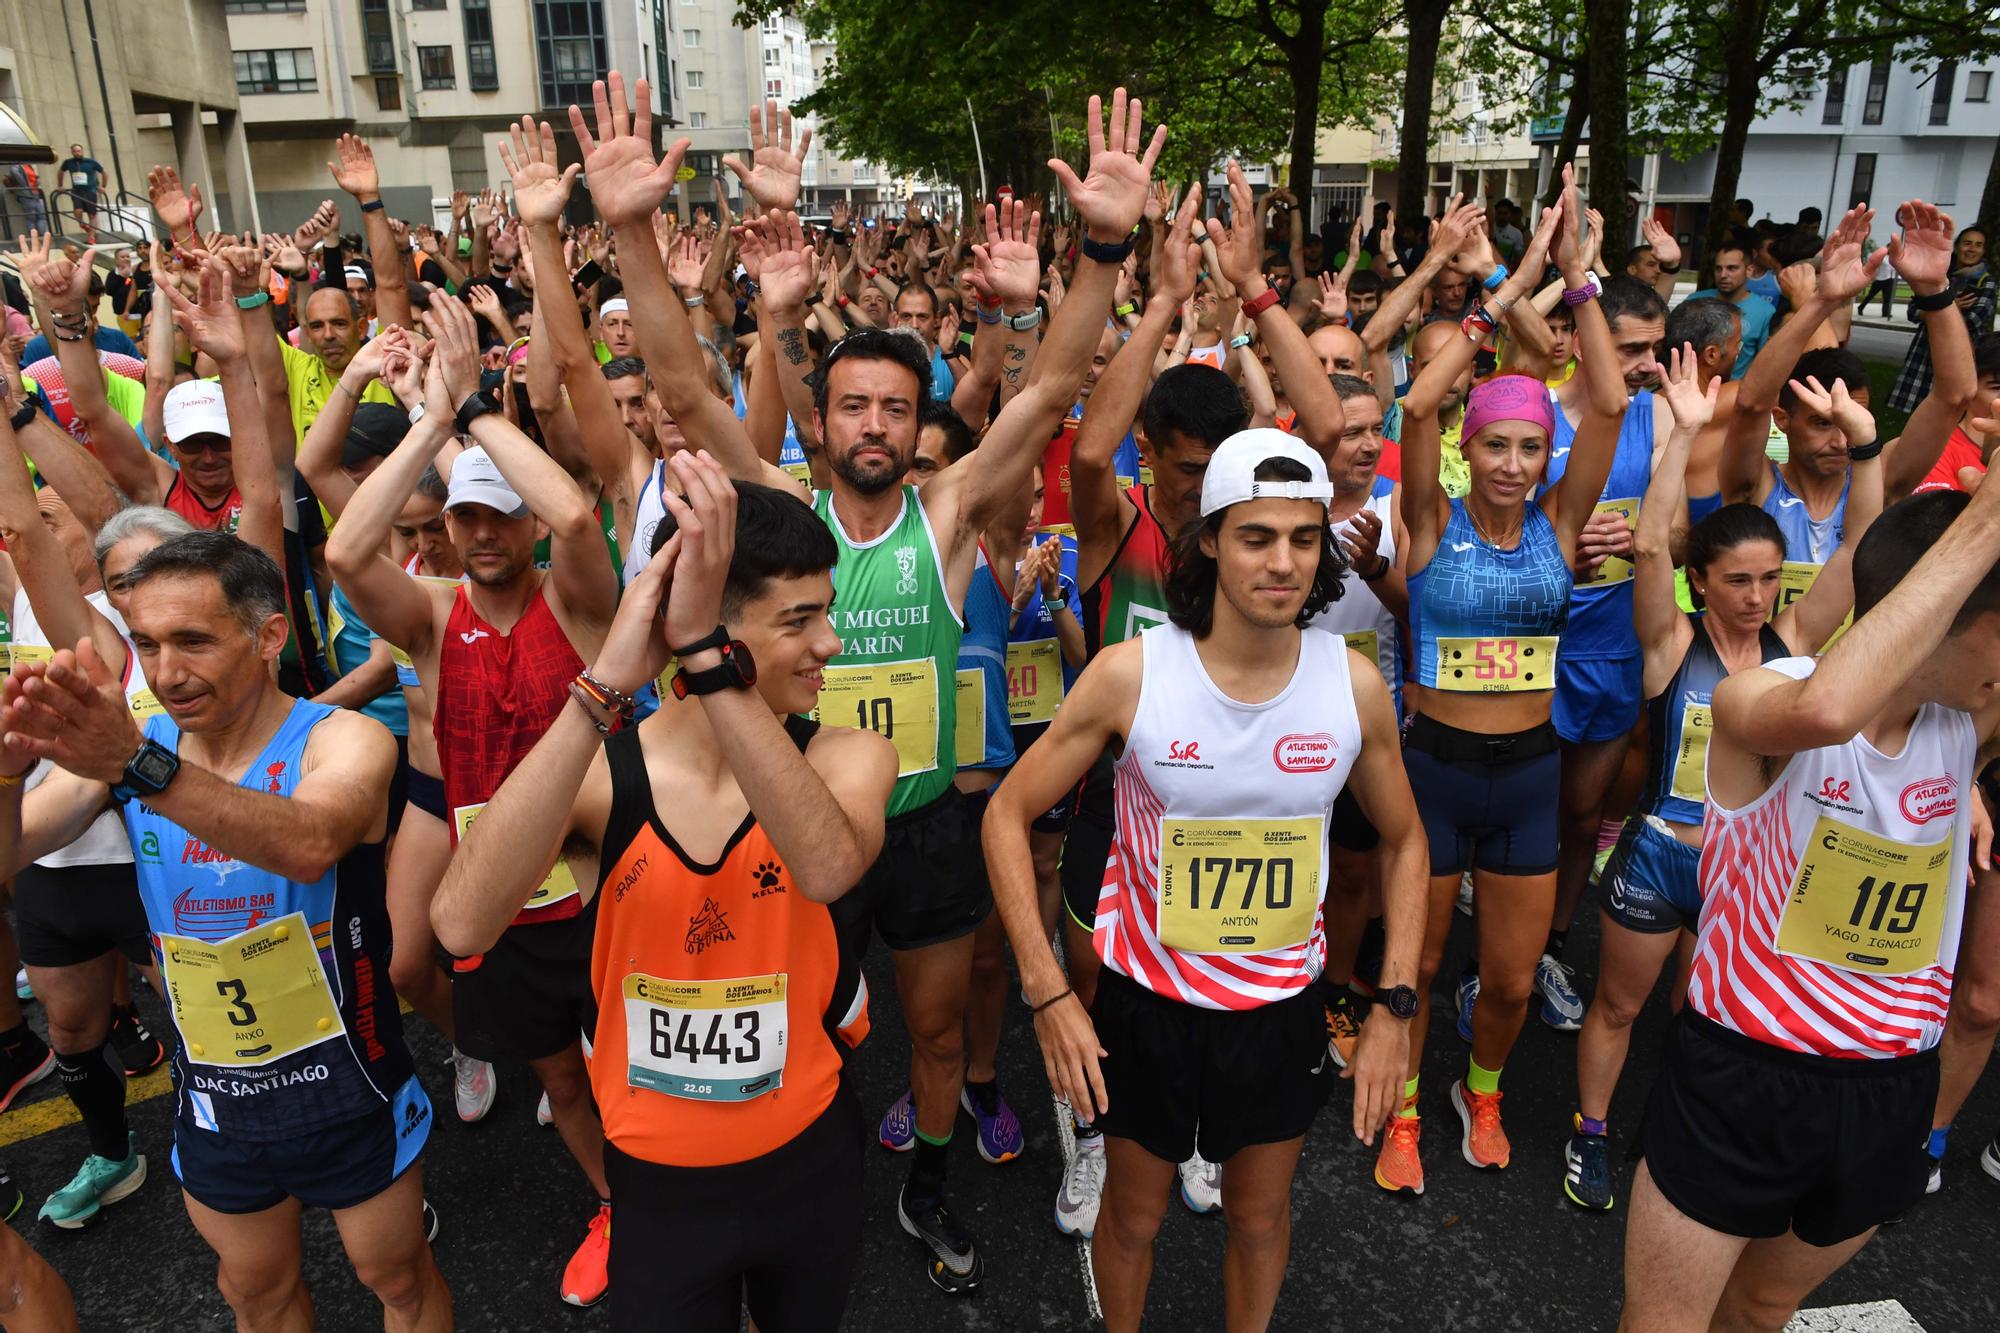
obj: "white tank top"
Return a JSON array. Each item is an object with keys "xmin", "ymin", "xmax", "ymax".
[
  {"xmin": 625, "ymin": 457, "xmax": 671, "ymax": 586},
  {"xmin": 1311, "ymin": 488, "xmax": 1401, "ymax": 714},
  {"xmin": 1690, "ymin": 657, "xmax": 1975, "ymax": 1058},
  {"xmin": 11, "ymin": 588, "xmax": 152, "ymax": 867},
  {"xmin": 1095, "ymin": 623, "xmax": 1360, "ymax": 1010}
]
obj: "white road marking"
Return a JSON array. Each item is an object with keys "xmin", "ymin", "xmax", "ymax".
[{"xmin": 1786, "ymin": 1300, "xmax": 1927, "ymax": 1331}]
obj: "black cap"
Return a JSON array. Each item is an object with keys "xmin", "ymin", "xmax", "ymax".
[{"xmin": 343, "ymin": 402, "xmax": 409, "ymax": 469}]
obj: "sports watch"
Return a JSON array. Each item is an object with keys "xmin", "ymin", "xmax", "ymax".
[
  {"xmin": 669, "ymin": 626, "xmax": 758, "ymax": 699},
  {"xmin": 111, "ymin": 737, "xmax": 180, "ymax": 804},
  {"xmin": 1378, "ymin": 984, "xmax": 1420, "ymax": 1021}
]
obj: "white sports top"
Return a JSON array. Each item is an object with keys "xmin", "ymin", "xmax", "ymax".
[
  {"xmin": 1311, "ymin": 488, "xmax": 1401, "ymax": 714},
  {"xmin": 625, "ymin": 456, "xmax": 671, "ymax": 586},
  {"xmin": 1690, "ymin": 657, "xmax": 1975, "ymax": 1058},
  {"xmin": 1095, "ymin": 623, "xmax": 1360, "ymax": 1010}
]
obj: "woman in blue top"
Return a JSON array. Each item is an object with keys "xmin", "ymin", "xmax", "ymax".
[
  {"xmin": 1562, "ymin": 351, "xmax": 1883, "ymax": 1211},
  {"xmin": 1384, "ymin": 170, "xmax": 1625, "ymax": 1193}
]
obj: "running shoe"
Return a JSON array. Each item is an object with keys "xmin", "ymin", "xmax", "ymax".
[
  {"xmin": 423, "ymin": 1200, "xmax": 440, "ymax": 1243},
  {"xmin": 1454, "ymin": 971, "xmax": 1480, "ymax": 1044},
  {"xmin": 959, "ymin": 1084, "xmax": 1024, "ymax": 1164},
  {"xmin": 451, "ymin": 1049, "xmax": 496, "ymax": 1123},
  {"xmin": 1927, "ymin": 1157, "xmax": 1944, "ymax": 1195},
  {"xmin": 1178, "ymin": 1150, "xmax": 1221, "ymax": 1214},
  {"xmin": 1455, "ymin": 869, "xmax": 1474, "ymax": 918},
  {"xmin": 1451, "ymin": 1080, "xmax": 1511, "ymax": 1170},
  {"xmin": 1054, "ymin": 1134, "xmax": 1106, "ymax": 1238},
  {"xmin": 14, "ymin": 969, "xmax": 30, "ymax": 1002},
  {"xmin": 879, "ymin": 1089, "xmax": 917, "ymax": 1152},
  {"xmin": 1374, "ymin": 1112, "xmax": 1424, "ymax": 1195},
  {"xmin": 1536, "ymin": 954, "xmax": 1586, "ymax": 1031},
  {"xmin": 897, "ymin": 1186, "xmax": 984, "ymax": 1294},
  {"xmin": 37, "ymin": 1133, "xmax": 146, "ymax": 1229},
  {"xmin": 108, "ymin": 1004, "xmax": 165, "ymax": 1077},
  {"xmin": 0, "ymin": 1031, "xmax": 54, "ymax": 1111},
  {"xmin": 1563, "ymin": 1128, "xmax": 1613, "ymax": 1210},
  {"xmin": 1981, "ymin": 1131, "xmax": 2000, "ymax": 1184},
  {"xmin": 0, "ymin": 1163, "xmax": 20, "ymax": 1222},
  {"xmin": 536, "ymin": 1091, "xmax": 553, "ymax": 1127},
  {"xmin": 558, "ymin": 1204, "xmax": 611, "ymax": 1307},
  {"xmin": 1324, "ymin": 991, "xmax": 1362, "ymax": 1070}
]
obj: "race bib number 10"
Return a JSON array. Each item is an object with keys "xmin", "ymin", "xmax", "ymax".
[
  {"xmin": 622, "ymin": 973, "xmax": 788, "ymax": 1102},
  {"xmin": 811, "ymin": 659, "xmax": 940, "ymax": 779},
  {"xmin": 1433, "ymin": 636, "xmax": 1558, "ymax": 693},
  {"xmin": 1777, "ymin": 815, "xmax": 1951, "ymax": 976},
  {"xmin": 161, "ymin": 912, "xmax": 344, "ymax": 1067},
  {"xmin": 1156, "ymin": 817, "xmax": 1323, "ymax": 954}
]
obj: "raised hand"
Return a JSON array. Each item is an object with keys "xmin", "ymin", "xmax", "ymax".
[
  {"xmin": 1641, "ymin": 216, "xmax": 1680, "ymax": 271},
  {"xmin": 1044, "ymin": 263, "xmax": 1067, "ymax": 317},
  {"xmin": 1151, "ymin": 186, "xmax": 1203, "ymax": 304},
  {"xmin": 722, "ymin": 100, "xmax": 811, "ymax": 214},
  {"xmin": 1815, "ymin": 205, "xmax": 1887, "ymax": 303},
  {"xmin": 1578, "ymin": 206, "xmax": 1605, "ymax": 274},
  {"xmin": 1887, "ymin": 199, "xmax": 1955, "ymax": 291},
  {"xmin": 1659, "ymin": 342, "xmax": 1720, "ymax": 431},
  {"xmin": 1048, "ymin": 88, "xmax": 1167, "ymax": 242},
  {"xmin": 159, "ymin": 255, "xmax": 247, "ymax": 362},
  {"xmin": 215, "ymin": 236, "xmax": 264, "ymax": 297},
  {"xmin": 1204, "ymin": 160, "xmax": 1266, "ymax": 291},
  {"xmin": 829, "ymin": 198, "xmax": 850, "ymax": 233},
  {"xmin": 668, "ymin": 231, "xmax": 710, "ymax": 293},
  {"xmin": 1787, "ymin": 374, "xmax": 1877, "ymax": 448},
  {"xmin": 327, "ymin": 133, "xmax": 381, "ymax": 201},
  {"xmin": 1514, "ymin": 200, "xmax": 1562, "ymax": 293},
  {"xmin": 146, "ymin": 164, "xmax": 204, "ymax": 239},
  {"xmin": 500, "ymin": 116, "xmax": 581, "ymax": 229},
  {"xmin": 752, "ymin": 212, "xmax": 814, "ymax": 311},
  {"xmin": 568, "ymin": 72, "xmax": 690, "ymax": 228},
  {"xmin": 293, "ymin": 199, "xmax": 336, "ymax": 252},
  {"xmin": 26, "ymin": 242, "xmax": 97, "ymax": 309},
  {"xmin": 657, "ymin": 451, "xmax": 738, "ymax": 653},
  {"xmin": 13, "ymin": 231, "xmax": 53, "ymax": 291},
  {"xmin": 1552, "ymin": 165, "xmax": 1587, "ymax": 282},
  {"xmin": 968, "ymin": 199, "xmax": 1043, "ymax": 310},
  {"xmin": 1145, "ymin": 180, "xmax": 1171, "ymax": 224},
  {"xmin": 422, "ymin": 294, "xmax": 483, "ymax": 405}
]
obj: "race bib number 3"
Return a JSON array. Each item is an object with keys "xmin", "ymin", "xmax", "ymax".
[
  {"xmin": 954, "ymin": 667, "xmax": 984, "ymax": 769},
  {"xmin": 1156, "ymin": 817, "xmax": 1323, "ymax": 954},
  {"xmin": 811, "ymin": 659, "xmax": 940, "ymax": 779},
  {"xmin": 1669, "ymin": 700, "xmax": 1712, "ymax": 806},
  {"xmin": 1581, "ymin": 499, "xmax": 1639, "ymax": 586},
  {"xmin": 455, "ymin": 804, "xmax": 580, "ymax": 909},
  {"xmin": 161, "ymin": 912, "xmax": 344, "ymax": 1067},
  {"xmin": 1006, "ymin": 638, "xmax": 1062, "ymax": 725},
  {"xmin": 622, "ymin": 973, "xmax": 787, "ymax": 1102},
  {"xmin": 1433, "ymin": 636, "xmax": 1558, "ymax": 693},
  {"xmin": 1777, "ymin": 815, "xmax": 1951, "ymax": 976}
]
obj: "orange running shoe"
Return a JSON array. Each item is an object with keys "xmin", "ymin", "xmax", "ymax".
[
  {"xmin": 559, "ymin": 1204, "xmax": 611, "ymax": 1306},
  {"xmin": 1323, "ymin": 994, "xmax": 1361, "ymax": 1070},
  {"xmin": 1373, "ymin": 1111, "xmax": 1424, "ymax": 1195},
  {"xmin": 1451, "ymin": 1080, "xmax": 1511, "ymax": 1169}
]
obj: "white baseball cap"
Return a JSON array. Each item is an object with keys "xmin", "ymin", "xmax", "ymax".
[
  {"xmin": 1197, "ymin": 428, "xmax": 1333, "ymax": 518},
  {"xmin": 599, "ymin": 297, "xmax": 630, "ymax": 317},
  {"xmin": 161, "ymin": 380, "xmax": 231, "ymax": 445},
  {"xmin": 444, "ymin": 446, "xmax": 529, "ymax": 519}
]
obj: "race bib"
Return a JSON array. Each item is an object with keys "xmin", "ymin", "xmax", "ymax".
[
  {"xmin": 326, "ymin": 599, "xmax": 347, "ymax": 649},
  {"xmin": 1776, "ymin": 815, "xmax": 1951, "ymax": 976},
  {"xmin": 1669, "ymin": 701, "xmax": 1712, "ymax": 806},
  {"xmin": 1006, "ymin": 638, "xmax": 1062, "ymax": 725},
  {"xmin": 454, "ymin": 803, "xmax": 581, "ymax": 909},
  {"xmin": 1156, "ymin": 817, "xmax": 1323, "ymax": 954},
  {"xmin": 1581, "ymin": 498, "xmax": 1639, "ymax": 586},
  {"xmin": 1139, "ymin": 465, "xmax": 1155, "ymax": 487},
  {"xmin": 127, "ymin": 687, "xmax": 167, "ymax": 720},
  {"xmin": 69, "ymin": 172, "xmax": 91, "ymax": 189},
  {"xmin": 1342, "ymin": 630, "xmax": 1380, "ymax": 665},
  {"xmin": 1775, "ymin": 562, "xmax": 1820, "ymax": 616},
  {"xmin": 1432, "ymin": 636, "xmax": 1558, "ymax": 693},
  {"xmin": 954, "ymin": 667, "xmax": 984, "ymax": 769},
  {"xmin": 782, "ymin": 459, "xmax": 812, "ymax": 485},
  {"xmin": 622, "ymin": 973, "xmax": 787, "ymax": 1102},
  {"xmin": 7, "ymin": 644, "xmax": 52, "ymax": 671},
  {"xmin": 160, "ymin": 912, "xmax": 344, "ymax": 1067},
  {"xmin": 811, "ymin": 659, "xmax": 939, "ymax": 779}
]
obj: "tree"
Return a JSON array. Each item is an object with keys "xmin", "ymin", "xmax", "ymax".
[
  {"xmin": 1979, "ymin": 138, "xmax": 2000, "ymax": 243},
  {"xmin": 1395, "ymin": 0, "xmax": 1456, "ymax": 222}
]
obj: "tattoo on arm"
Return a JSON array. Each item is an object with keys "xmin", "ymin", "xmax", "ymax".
[
  {"xmin": 1003, "ymin": 343, "xmax": 1026, "ymax": 387},
  {"xmin": 777, "ymin": 328, "xmax": 808, "ymax": 367}
]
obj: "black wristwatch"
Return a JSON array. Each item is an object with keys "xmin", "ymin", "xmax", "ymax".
[
  {"xmin": 111, "ymin": 737, "xmax": 180, "ymax": 804},
  {"xmin": 1378, "ymin": 984, "xmax": 1420, "ymax": 1020},
  {"xmin": 9, "ymin": 399, "xmax": 37, "ymax": 435},
  {"xmin": 453, "ymin": 390, "xmax": 497, "ymax": 436},
  {"xmin": 671, "ymin": 640, "xmax": 757, "ymax": 699}
]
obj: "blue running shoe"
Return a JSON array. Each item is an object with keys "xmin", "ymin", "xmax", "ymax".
[
  {"xmin": 879, "ymin": 1089, "xmax": 916, "ymax": 1152},
  {"xmin": 1537, "ymin": 954, "xmax": 1586, "ymax": 1032},
  {"xmin": 1454, "ymin": 971, "xmax": 1480, "ymax": 1043},
  {"xmin": 1563, "ymin": 1125, "xmax": 1614, "ymax": 1211},
  {"xmin": 959, "ymin": 1084, "xmax": 1024, "ymax": 1164}
]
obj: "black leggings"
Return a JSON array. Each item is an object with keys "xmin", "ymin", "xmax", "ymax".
[{"xmin": 605, "ymin": 1086, "xmax": 865, "ymax": 1332}]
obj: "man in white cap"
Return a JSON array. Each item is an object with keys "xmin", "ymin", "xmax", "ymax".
[
  {"xmin": 595, "ymin": 296, "xmax": 637, "ymax": 361},
  {"xmin": 325, "ymin": 294, "xmax": 622, "ymax": 1306},
  {"xmin": 982, "ymin": 428, "xmax": 1430, "ymax": 1332}
]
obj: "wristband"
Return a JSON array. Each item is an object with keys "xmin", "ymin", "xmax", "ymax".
[
  {"xmin": 865, "ymin": 267, "xmax": 879, "ymax": 278},
  {"xmin": 826, "ymin": 228, "xmax": 850, "ymax": 243},
  {"xmin": 804, "ymin": 291, "xmax": 823, "ymax": 307},
  {"xmin": 10, "ymin": 400, "xmax": 38, "ymax": 434},
  {"xmin": 974, "ymin": 303, "xmax": 1002, "ymax": 325},
  {"xmin": 1846, "ymin": 438, "xmax": 1884, "ymax": 461},
  {"xmin": 1241, "ymin": 287, "xmax": 1282, "ymax": 319},
  {"xmin": 1004, "ymin": 309, "xmax": 1040, "ymax": 332},
  {"xmin": 1079, "ymin": 233, "xmax": 1135, "ymax": 265},
  {"xmin": 1562, "ymin": 276, "xmax": 1601, "ymax": 306},
  {"xmin": 235, "ymin": 291, "xmax": 270, "ymax": 310},
  {"xmin": 0, "ymin": 772, "xmax": 22, "ymax": 789},
  {"xmin": 1360, "ymin": 554, "xmax": 1390, "ymax": 582},
  {"xmin": 1659, "ymin": 261, "xmax": 1681, "ymax": 275},
  {"xmin": 360, "ymin": 199, "xmax": 385, "ymax": 213},
  {"xmin": 836, "ymin": 294, "xmax": 851, "ymax": 309},
  {"xmin": 1228, "ymin": 333, "xmax": 1252, "ymax": 350},
  {"xmin": 453, "ymin": 390, "xmax": 496, "ymax": 435},
  {"xmin": 1114, "ymin": 302, "xmax": 1136, "ymax": 317},
  {"xmin": 1031, "ymin": 988, "xmax": 1075, "ymax": 1015},
  {"xmin": 683, "ymin": 294, "xmax": 705, "ymax": 308},
  {"xmin": 668, "ymin": 626, "xmax": 731, "ymax": 660},
  {"xmin": 567, "ymin": 682, "xmax": 614, "ymax": 737},
  {"xmin": 1909, "ymin": 286, "xmax": 1957, "ymax": 314},
  {"xmin": 1482, "ymin": 263, "xmax": 1509, "ymax": 292},
  {"xmin": 407, "ymin": 402, "xmax": 427, "ymax": 426}
]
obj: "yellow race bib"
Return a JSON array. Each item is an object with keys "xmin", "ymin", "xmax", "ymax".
[
  {"xmin": 1670, "ymin": 701, "xmax": 1712, "ymax": 806},
  {"xmin": 455, "ymin": 803, "xmax": 581, "ymax": 909},
  {"xmin": 1341, "ymin": 630, "xmax": 1380, "ymax": 665},
  {"xmin": 1006, "ymin": 638, "xmax": 1062, "ymax": 725},
  {"xmin": 812, "ymin": 659, "xmax": 940, "ymax": 779},
  {"xmin": 954, "ymin": 667, "xmax": 984, "ymax": 769},
  {"xmin": 1775, "ymin": 561, "xmax": 1820, "ymax": 616},
  {"xmin": 1581, "ymin": 498, "xmax": 1639, "ymax": 586},
  {"xmin": 1156, "ymin": 817, "xmax": 1323, "ymax": 954},
  {"xmin": 622, "ymin": 973, "xmax": 787, "ymax": 1102},
  {"xmin": 160, "ymin": 912, "xmax": 344, "ymax": 1067},
  {"xmin": 1433, "ymin": 636, "xmax": 1558, "ymax": 693},
  {"xmin": 1777, "ymin": 815, "xmax": 1952, "ymax": 976},
  {"xmin": 7, "ymin": 644, "xmax": 52, "ymax": 671}
]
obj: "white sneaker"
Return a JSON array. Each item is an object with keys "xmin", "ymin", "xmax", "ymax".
[
  {"xmin": 451, "ymin": 1049, "xmax": 496, "ymax": 1123},
  {"xmin": 1455, "ymin": 869, "xmax": 1475, "ymax": 917},
  {"xmin": 536, "ymin": 1090, "xmax": 554, "ymax": 1127},
  {"xmin": 1053, "ymin": 1134, "xmax": 1107, "ymax": 1238},
  {"xmin": 1178, "ymin": 1150, "xmax": 1221, "ymax": 1214}
]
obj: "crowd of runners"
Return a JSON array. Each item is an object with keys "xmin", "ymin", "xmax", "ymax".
[{"xmin": 0, "ymin": 73, "xmax": 1996, "ymax": 1333}]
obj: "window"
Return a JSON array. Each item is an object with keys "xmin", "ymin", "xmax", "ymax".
[
  {"xmin": 1847, "ymin": 152, "xmax": 1876, "ymax": 211},
  {"xmin": 359, "ymin": 0, "xmax": 396, "ymax": 75},
  {"xmin": 234, "ymin": 48, "xmax": 317, "ymax": 94},
  {"xmin": 224, "ymin": 1, "xmax": 305, "ymax": 12},
  {"xmin": 1822, "ymin": 65, "xmax": 1847, "ymax": 124},
  {"xmin": 418, "ymin": 45, "xmax": 455, "ymax": 90},
  {"xmin": 533, "ymin": 0, "xmax": 607, "ymax": 109},
  {"xmin": 764, "ymin": 49, "xmax": 780, "ymax": 66},
  {"xmin": 463, "ymin": 0, "xmax": 498, "ymax": 91},
  {"xmin": 1862, "ymin": 60, "xmax": 1890, "ymax": 124},
  {"xmin": 763, "ymin": 15, "xmax": 781, "ymax": 31},
  {"xmin": 766, "ymin": 79, "xmax": 783, "ymax": 98},
  {"xmin": 412, "ymin": 0, "xmax": 445, "ymax": 9},
  {"xmin": 684, "ymin": 29, "xmax": 700, "ymax": 47},
  {"xmin": 652, "ymin": 0, "xmax": 670, "ymax": 111},
  {"xmin": 689, "ymin": 111, "xmax": 707, "ymax": 128},
  {"xmin": 375, "ymin": 75, "xmax": 401, "ymax": 110},
  {"xmin": 1971, "ymin": 71, "xmax": 1993, "ymax": 103},
  {"xmin": 686, "ymin": 70, "xmax": 703, "ymax": 89},
  {"xmin": 1930, "ymin": 61, "xmax": 1957, "ymax": 125}
]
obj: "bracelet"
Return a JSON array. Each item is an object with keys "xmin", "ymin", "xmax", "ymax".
[
  {"xmin": 974, "ymin": 303, "xmax": 1002, "ymax": 325},
  {"xmin": 574, "ymin": 669, "xmax": 638, "ymax": 718},
  {"xmin": 1562, "ymin": 277, "xmax": 1601, "ymax": 306},
  {"xmin": 1241, "ymin": 287, "xmax": 1282, "ymax": 319},
  {"xmin": 1909, "ymin": 286, "xmax": 1957, "ymax": 314},
  {"xmin": 1004, "ymin": 308, "xmax": 1040, "ymax": 332},
  {"xmin": 1228, "ymin": 333, "xmax": 1252, "ymax": 350},
  {"xmin": 683, "ymin": 294, "xmax": 706, "ymax": 308},
  {"xmin": 53, "ymin": 329, "xmax": 87, "ymax": 343},
  {"xmin": 1460, "ymin": 308, "xmax": 1498, "ymax": 342},
  {"xmin": 1114, "ymin": 302, "xmax": 1136, "ymax": 317},
  {"xmin": 360, "ymin": 199, "xmax": 385, "ymax": 213},
  {"xmin": 866, "ymin": 266, "xmax": 879, "ymax": 278},
  {"xmin": 1847, "ymin": 438, "xmax": 1884, "ymax": 461},
  {"xmin": 804, "ymin": 291, "xmax": 823, "ymax": 307},
  {"xmin": 1031, "ymin": 987, "xmax": 1075, "ymax": 1015},
  {"xmin": 566, "ymin": 681, "xmax": 613, "ymax": 736},
  {"xmin": 836, "ymin": 294, "xmax": 851, "ymax": 309},
  {"xmin": 0, "ymin": 772, "xmax": 23, "ymax": 789},
  {"xmin": 1659, "ymin": 261, "xmax": 1681, "ymax": 275},
  {"xmin": 10, "ymin": 400, "xmax": 38, "ymax": 434},
  {"xmin": 235, "ymin": 291, "xmax": 270, "ymax": 310},
  {"xmin": 1079, "ymin": 233, "xmax": 1135, "ymax": 265},
  {"xmin": 407, "ymin": 402, "xmax": 427, "ymax": 426},
  {"xmin": 1360, "ymin": 553, "xmax": 1390, "ymax": 581},
  {"xmin": 1482, "ymin": 263, "xmax": 1509, "ymax": 292},
  {"xmin": 826, "ymin": 228, "xmax": 850, "ymax": 243}
]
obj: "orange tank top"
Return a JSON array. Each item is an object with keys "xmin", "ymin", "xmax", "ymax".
[{"xmin": 588, "ymin": 716, "xmax": 868, "ymax": 1167}]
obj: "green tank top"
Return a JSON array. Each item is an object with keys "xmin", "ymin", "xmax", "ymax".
[{"xmin": 812, "ymin": 486, "xmax": 963, "ymax": 815}]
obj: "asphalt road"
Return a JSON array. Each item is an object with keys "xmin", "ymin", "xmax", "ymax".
[{"xmin": 5, "ymin": 899, "xmax": 1998, "ymax": 1331}]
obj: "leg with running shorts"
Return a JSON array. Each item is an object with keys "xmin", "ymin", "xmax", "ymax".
[
  {"xmin": 1217, "ymin": 1137, "xmax": 1306, "ymax": 1333},
  {"xmin": 1617, "ymin": 1161, "xmax": 1751, "ymax": 1333},
  {"xmin": 183, "ymin": 1192, "xmax": 317, "ymax": 1332},
  {"xmin": 329, "ymin": 1166, "xmax": 452, "ymax": 1333}
]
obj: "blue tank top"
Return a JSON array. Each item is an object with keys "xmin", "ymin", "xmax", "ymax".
[
  {"xmin": 1544, "ymin": 389, "xmax": 1653, "ymax": 661},
  {"xmin": 1688, "ymin": 492, "xmax": 1723, "ymax": 525},
  {"xmin": 1005, "ymin": 535, "xmax": 1083, "ymax": 754},
  {"xmin": 1761, "ymin": 462, "xmax": 1846, "ymax": 613},
  {"xmin": 1409, "ymin": 500, "xmax": 1572, "ymax": 689},
  {"xmin": 126, "ymin": 699, "xmax": 413, "ymax": 1141},
  {"xmin": 326, "ymin": 585, "xmax": 408, "ymax": 737},
  {"xmin": 956, "ymin": 549, "xmax": 1017, "ymax": 772},
  {"xmin": 1643, "ymin": 614, "xmax": 1788, "ymax": 825}
]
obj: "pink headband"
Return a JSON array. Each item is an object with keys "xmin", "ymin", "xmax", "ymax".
[{"xmin": 1461, "ymin": 373, "xmax": 1555, "ymax": 443}]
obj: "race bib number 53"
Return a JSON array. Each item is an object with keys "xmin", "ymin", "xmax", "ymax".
[
  {"xmin": 1777, "ymin": 815, "xmax": 1951, "ymax": 976},
  {"xmin": 161, "ymin": 912, "xmax": 344, "ymax": 1067},
  {"xmin": 622, "ymin": 973, "xmax": 788, "ymax": 1102},
  {"xmin": 1156, "ymin": 817, "xmax": 1323, "ymax": 954},
  {"xmin": 1433, "ymin": 636, "xmax": 1558, "ymax": 693}
]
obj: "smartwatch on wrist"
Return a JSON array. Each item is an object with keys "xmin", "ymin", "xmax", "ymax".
[
  {"xmin": 9, "ymin": 400, "xmax": 37, "ymax": 435},
  {"xmin": 453, "ymin": 391, "xmax": 496, "ymax": 435},
  {"xmin": 1379, "ymin": 985, "xmax": 1420, "ymax": 1020},
  {"xmin": 111, "ymin": 738, "xmax": 180, "ymax": 805},
  {"xmin": 671, "ymin": 640, "xmax": 758, "ymax": 699}
]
